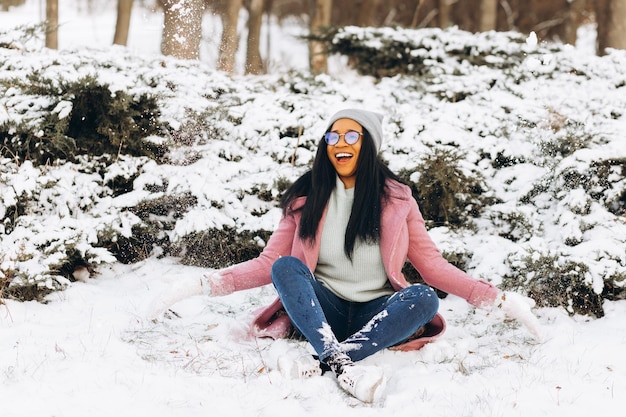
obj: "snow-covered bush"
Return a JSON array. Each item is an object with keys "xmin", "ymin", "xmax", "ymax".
[
  {"xmin": 0, "ymin": 21, "xmax": 41, "ymax": 50},
  {"xmin": 320, "ymin": 26, "xmax": 558, "ymax": 78},
  {"xmin": 1, "ymin": 73, "xmax": 164, "ymax": 165},
  {"xmin": 0, "ymin": 157, "xmax": 137, "ymax": 300},
  {"xmin": 502, "ymin": 250, "xmax": 604, "ymax": 317},
  {"xmin": 399, "ymin": 147, "xmax": 489, "ymax": 227},
  {"xmin": 175, "ymin": 227, "xmax": 273, "ymax": 269}
]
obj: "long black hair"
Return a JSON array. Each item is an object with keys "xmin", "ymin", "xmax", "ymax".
[{"xmin": 280, "ymin": 128, "xmax": 404, "ymax": 259}]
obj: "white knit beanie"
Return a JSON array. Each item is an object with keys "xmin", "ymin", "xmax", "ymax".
[{"xmin": 326, "ymin": 109, "xmax": 384, "ymax": 152}]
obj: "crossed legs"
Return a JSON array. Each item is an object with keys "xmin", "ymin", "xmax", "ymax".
[{"xmin": 271, "ymin": 256, "xmax": 439, "ymax": 363}]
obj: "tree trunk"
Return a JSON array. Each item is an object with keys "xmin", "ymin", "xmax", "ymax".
[
  {"xmin": 46, "ymin": 0, "xmax": 58, "ymax": 49},
  {"xmin": 113, "ymin": 0, "xmax": 134, "ymax": 46},
  {"xmin": 595, "ymin": 0, "xmax": 610, "ymax": 54},
  {"xmin": 478, "ymin": 0, "xmax": 498, "ymax": 31},
  {"xmin": 309, "ymin": 0, "xmax": 332, "ymax": 74},
  {"xmin": 438, "ymin": 0, "xmax": 451, "ymax": 28},
  {"xmin": 356, "ymin": 0, "xmax": 382, "ymax": 26},
  {"xmin": 245, "ymin": 0, "xmax": 264, "ymax": 74},
  {"xmin": 606, "ymin": 0, "xmax": 626, "ymax": 50},
  {"xmin": 161, "ymin": 0, "xmax": 205, "ymax": 60},
  {"xmin": 562, "ymin": 0, "xmax": 586, "ymax": 45},
  {"xmin": 218, "ymin": 0, "xmax": 242, "ymax": 74}
]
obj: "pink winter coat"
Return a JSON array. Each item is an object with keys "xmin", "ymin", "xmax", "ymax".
[{"xmin": 212, "ymin": 179, "xmax": 500, "ymax": 350}]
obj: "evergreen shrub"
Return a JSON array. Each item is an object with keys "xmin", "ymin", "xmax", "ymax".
[
  {"xmin": 0, "ymin": 75, "xmax": 165, "ymax": 165},
  {"xmin": 316, "ymin": 26, "xmax": 552, "ymax": 78},
  {"xmin": 603, "ymin": 270, "xmax": 626, "ymax": 301},
  {"xmin": 0, "ymin": 21, "xmax": 42, "ymax": 50},
  {"xmin": 101, "ymin": 193, "xmax": 199, "ymax": 264},
  {"xmin": 399, "ymin": 147, "xmax": 488, "ymax": 227},
  {"xmin": 503, "ymin": 252, "xmax": 604, "ymax": 317},
  {"xmin": 176, "ymin": 227, "xmax": 272, "ymax": 269}
]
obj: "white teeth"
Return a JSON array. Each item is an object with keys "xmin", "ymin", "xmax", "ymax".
[{"xmin": 336, "ymin": 153, "xmax": 353, "ymax": 158}]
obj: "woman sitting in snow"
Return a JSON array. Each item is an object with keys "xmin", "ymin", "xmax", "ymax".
[{"xmin": 154, "ymin": 109, "xmax": 542, "ymax": 403}]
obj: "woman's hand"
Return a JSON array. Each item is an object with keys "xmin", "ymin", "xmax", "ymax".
[
  {"xmin": 203, "ymin": 269, "xmax": 234, "ymax": 296},
  {"xmin": 200, "ymin": 271, "xmax": 216, "ymax": 296},
  {"xmin": 494, "ymin": 291, "xmax": 544, "ymax": 342},
  {"xmin": 144, "ymin": 270, "xmax": 222, "ymax": 319}
]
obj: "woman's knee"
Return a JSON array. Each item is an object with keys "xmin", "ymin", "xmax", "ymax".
[
  {"xmin": 272, "ymin": 255, "xmax": 301, "ymax": 272},
  {"xmin": 271, "ymin": 256, "xmax": 308, "ymax": 285},
  {"xmin": 395, "ymin": 285, "xmax": 439, "ymax": 314}
]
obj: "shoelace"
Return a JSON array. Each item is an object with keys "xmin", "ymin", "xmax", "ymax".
[{"xmin": 326, "ymin": 352, "xmax": 354, "ymax": 376}]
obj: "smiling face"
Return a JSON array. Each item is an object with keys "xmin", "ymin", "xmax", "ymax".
[{"xmin": 326, "ymin": 118, "xmax": 363, "ymax": 189}]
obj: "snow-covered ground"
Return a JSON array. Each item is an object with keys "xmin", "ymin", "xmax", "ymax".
[
  {"xmin": 3, "ymin": 257, "xmax": 626, "ymax": 416},
  {"xmin": 1, "ymin": 1, "xmax": 625, "ymax": 416}
]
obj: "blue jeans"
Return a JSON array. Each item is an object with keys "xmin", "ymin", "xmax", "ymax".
[{"xmin": 271, "ymin": 256, "xmax": 439, "ymax": 363}]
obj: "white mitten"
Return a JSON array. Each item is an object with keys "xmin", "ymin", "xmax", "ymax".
[
  {"xmin": 203, "ymin": 269, "xmax": 233, "ymax": 296},
  {"xmin": 495, "ymin": 291, "xmax": 544, "ymax": 342},
  {"xmin": 144, "ymin": 272, "xmax": 217, "ymax": 319}
]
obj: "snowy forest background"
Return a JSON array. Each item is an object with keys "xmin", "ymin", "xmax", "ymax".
[
  {"xmin": 1, "ymin": 1, "xmax": 625, "ymax": 416},
  {"xmin": 1, "ymin": 0, "xmax": 625, "ymax": 316}
]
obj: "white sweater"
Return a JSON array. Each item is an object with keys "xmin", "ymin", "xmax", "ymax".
[{"xmin": 315, "ymin": 178, "xmax": 393, "ymax": 302}]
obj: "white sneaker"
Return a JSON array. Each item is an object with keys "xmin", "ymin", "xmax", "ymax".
[
  {"xmin": 337, "ymin": 364, "xmax": 386, "ymax": 403},
  {"xmin": 277, "ymin": 354, "xmax": 322, "ymax": 379}
]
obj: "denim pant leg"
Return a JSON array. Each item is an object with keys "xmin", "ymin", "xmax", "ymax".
[
  {"xmin": 271, "ymin": 256, "xmax": 344, "ymax": 360},
  {"xmin": 341, "ymin": 284, "xmax": 439, "ymax": 362}
]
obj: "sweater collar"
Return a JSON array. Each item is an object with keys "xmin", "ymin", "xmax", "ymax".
[{"xmin": 335, "ymin": 175, "xmax": 355, "ymax": 199}]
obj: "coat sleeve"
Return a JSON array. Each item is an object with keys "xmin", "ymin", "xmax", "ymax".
[
  {"xmin": 215, "ymin": 210, "xmax": 298, "ymax": 294},
  {"xmin": 405, "ymin": 199, "xmax": 500, "ymax": 307}
]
